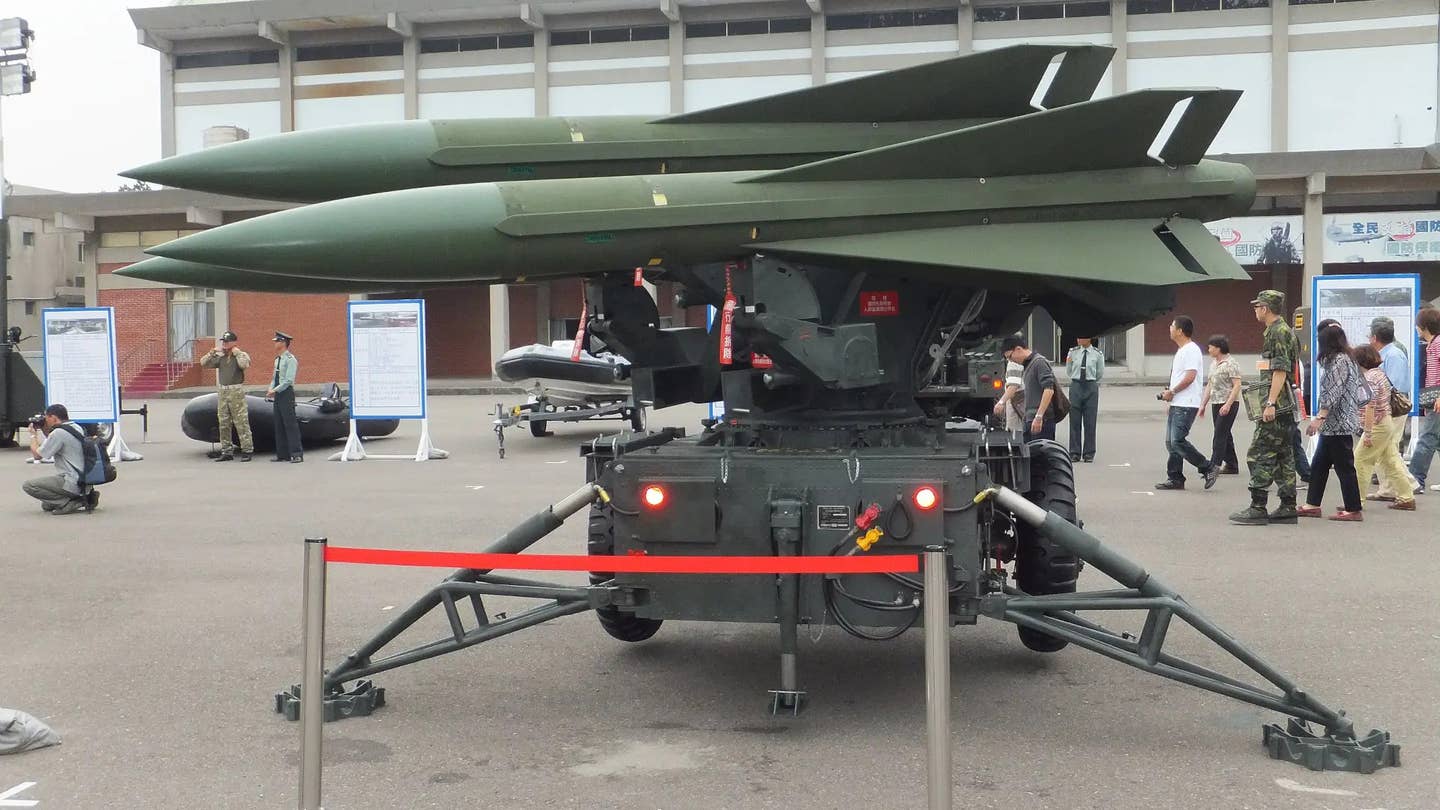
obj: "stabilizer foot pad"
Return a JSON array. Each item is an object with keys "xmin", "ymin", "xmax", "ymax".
[
  {"xmin": 768, "ymin": 689, "xmax": 807, "ymax": 718},
  {"xmin": 1263, "ymin": 719, "xmax": 1400, "ymax": 773},
  {"xmin": 275, "ymin": 680, "xmax": 387, "ymax": 722}
]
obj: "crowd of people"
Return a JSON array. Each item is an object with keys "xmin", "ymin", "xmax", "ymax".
[
  {"xmin": 21, "ymin": 329, "xmax": 305, "ymax": 515},
  {"xmin": 994, "ymin": 289, "xmax": 1439, "ymax": 526}
]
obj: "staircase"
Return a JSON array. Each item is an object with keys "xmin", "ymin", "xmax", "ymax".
[{"xmin": 125, "ymin": 361, "xmax": 198, "ymax": 395}]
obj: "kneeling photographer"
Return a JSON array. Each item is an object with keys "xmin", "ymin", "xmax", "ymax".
[{"xmin": 24, "ymin": 404, "xmax": 97, "ymax": 515}]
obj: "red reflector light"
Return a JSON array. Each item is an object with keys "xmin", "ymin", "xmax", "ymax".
[
  {"xmin": 913, "ymin": 486, "xmax": 938, "ymax": 511},
  {"xmin": 643, "ymin": 485, "xmax": 667, "ymax": 509}
]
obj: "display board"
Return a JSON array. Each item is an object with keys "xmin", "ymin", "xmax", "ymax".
[
  {"xmin": 1323, "ymin": 212, "xmax": 1440, "ymax": 263},
  {"xmin": 1207, "ymin": 216, "xmax": 1305, "ymax": 264},
  {"xmin": 1311, "ymin": 274, "xmax": 1420, "ymax": 415},
  {"xmin": 347, "ymin": 299, "xmax": 427, "ymax": 420},
  {"xmin": 41, "ymin": 307, "xmax": 119, "ymax": 423}
]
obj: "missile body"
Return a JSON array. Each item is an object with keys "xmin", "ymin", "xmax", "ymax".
[
  {"xmin": 121, "ymin": 45, "xmax": 1115, "ymax": 202},
  {"xmin": 113, "ymin": 257, "xmax": 445, "ymax": 294},
  {"xmin": 148, "ymin": 159, "xmax": 1254, "ymax": 286}
]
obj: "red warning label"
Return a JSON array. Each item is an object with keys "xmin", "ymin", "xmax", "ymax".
[{"xmin": 860, "ymin": 291, "xmax": 900, "ymax": 316}]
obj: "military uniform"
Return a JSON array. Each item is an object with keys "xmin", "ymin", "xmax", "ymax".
[
  {"xmin": 271, "ymin": 331, "xmax": 303, "ymax": 462},
  {"xmin": 1231, "ymin": 291, "xmax": 1301, "ymax": 525},
  {"xmin": 199, "ymin": 330, "xmax": 253, "ymax": 460}
]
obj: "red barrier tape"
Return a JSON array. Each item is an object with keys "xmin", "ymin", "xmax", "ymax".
[{"xmin": 324, "ymin": 546, "xmax": 919, "ymax": 575}]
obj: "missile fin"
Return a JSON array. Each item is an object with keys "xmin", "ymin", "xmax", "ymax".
[
  {"xmin": 655, "ymin": 44, "xmax": 1115, "ymax": 124},
  {"xmin": 743, "ymin": 88, "xmax": 1242, "ymax": 184},
  {"xmin": 750, "ymin": 218, "xmax": 1250, "ymax": 286}
]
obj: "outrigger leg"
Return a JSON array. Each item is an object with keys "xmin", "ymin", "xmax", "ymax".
[
  {"xmin": 275, "ymin": 483, "xmax": 609, "ymax": 721},
  {"xmin": 982, "ymin": 487, "xmax": 1400, "ymax": 773}
]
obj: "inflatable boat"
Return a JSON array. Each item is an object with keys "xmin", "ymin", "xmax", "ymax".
[
  {"xmin": 494, "ymin": 341, "xmax": 631, "ymax": 406},
  {"xmin": 180, "ymin": 383, "xmax": 399, "ymax": 450}
]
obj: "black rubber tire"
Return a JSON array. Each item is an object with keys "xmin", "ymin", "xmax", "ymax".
[
  {"xmin": 1014, "ymin": 439, "xmax": 1083, "ymax": 653},
  {"xmin": 529, "ymin": 419, "xmax": 548, "ymax": 438},
  {"xmin": 587, "ymin": 507, "xmax": 663, "ymax": 642}
]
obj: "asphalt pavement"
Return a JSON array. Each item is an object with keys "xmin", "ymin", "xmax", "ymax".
[{"xmin": 1, "ymin": 389, "xmax": 1435, "ymax": 809}]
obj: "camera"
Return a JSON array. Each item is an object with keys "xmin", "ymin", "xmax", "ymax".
[
  {"xmin": 1155, "ymin": 393, "xmax": 1166, "ymax": 401},
  {"xmin": 27, "ymin": 413, "xmax": 45, "ymax": 429}
]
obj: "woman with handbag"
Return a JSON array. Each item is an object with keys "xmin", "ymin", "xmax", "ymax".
[
  {"xmin": 1298, "ymin": 325, "xmax": 1366, "ymax": 521},
  {"xmin": 1354, "ymin": 345, "xmax": 1417, "ymax": 511},
  {"xmin": 1198, "ymin": 334, "xmax": 1243, "ymax": 474}
]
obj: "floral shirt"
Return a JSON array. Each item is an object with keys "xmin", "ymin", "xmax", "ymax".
[
  {"xmin": 1317, "ymin": 354, "xmax": 1362, "ymax": 436},
  {"xmin": 1208, "ymin": 356, "xmax": 1242, "ymax": 405}
]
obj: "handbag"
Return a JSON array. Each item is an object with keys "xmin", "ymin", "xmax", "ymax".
[
  {"xmin": 1420, "ymin": 386, "xmax": 1440, "ymax": 410},
  {"xmin": 1390, "ymin": 390, "xmax": 1412, "ymax": 419},
  {"xmin": 1242, "ymin": 380, "xmax": 1294, "ymax": 422},
  {"xmin": 1049, "ymin": 380, "xmax": 1070, "ymax": 422}
]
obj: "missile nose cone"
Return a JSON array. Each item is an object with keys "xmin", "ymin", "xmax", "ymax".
[
  {"xmin": 148, "ymin": 184, "xmax": 511, "ymax": 283},
  {"xmin": 111, "ymin": 256, "xmax": 207, "ymax": 284},
  {"xmin": 120, "ymin": 122, "xmax": 442, "ymax": 202}
]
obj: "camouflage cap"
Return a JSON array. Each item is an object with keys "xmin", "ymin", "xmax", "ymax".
[{"xmin": 1249, "ymin": 290, "xmax": 1285, "ymax": 312}]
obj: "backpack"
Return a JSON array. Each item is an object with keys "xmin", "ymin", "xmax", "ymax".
[{"xmin": 58, "ymin": 424, "xmax": 117, "ymax": 487}]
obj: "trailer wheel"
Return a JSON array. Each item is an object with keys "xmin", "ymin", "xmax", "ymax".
[
  {"xmin": 587, "ymin": 507, "xmax": 663, "ymax": 642},
  {"xmin": 1014, "ymin": 439, "xmax": 1082, "ymax": 653},
  {"xmin": 529, "ymin": 419, "xmax": 548, "ymax": 438}
]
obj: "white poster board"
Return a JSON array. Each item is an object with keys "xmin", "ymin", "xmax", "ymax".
[
  {"xmin": 347, "ymin": 299, "xmax": 427, "ymax": 420},
  {"xmin": 1311, "ymin": 274, "xmax": 1420, "ymax": 415},
  {"xmin": 1323, "ymin": 212, "xmax": 1440, "ymax": 263},
  {"xmin": 41, "ymin": 307, "xmax": 119, "ymax": 423}
]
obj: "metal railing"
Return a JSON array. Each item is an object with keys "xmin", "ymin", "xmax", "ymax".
[
  {"xmin": 118, "ymin": 338, "xmax": 166, "ymax": 387},
  {"xmin": 167, "ymin": 339, "xmax": 201, "ymax": 388}
]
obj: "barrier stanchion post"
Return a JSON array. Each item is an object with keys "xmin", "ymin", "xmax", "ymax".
[
  {"xmin": 923, "ymin": 546, "xmax": 951, "ymax": 810},
  {"xmin": 300, "ymin": 537, "xmax": 328, "ymax": 810}
]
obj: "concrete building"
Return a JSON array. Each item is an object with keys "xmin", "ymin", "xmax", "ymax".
[
  {"xmin": 5, "ymin": 185, "xmax": 87, "ymax": 344},
  {"xmin": 11, "ymin": 0, "xmax": 1440, "ymax": 391}
]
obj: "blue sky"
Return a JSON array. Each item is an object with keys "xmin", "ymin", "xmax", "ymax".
[{"xmin": 4, "ymin": 1, "xmax": 160, "ymax": 193}]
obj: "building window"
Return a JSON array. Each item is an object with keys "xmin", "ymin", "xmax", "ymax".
[
  {"xmin": 24, "ymin": 301, "xmax": 34, "ymax": 316},
  {"xmin": 498, "ymin": 33, "xmax": 535, "ymax": 49},
  {"xmin": 1019, "ymin": 3, "xmax": 1065, "ymax": 19},
  {"xmin": 1224, "ymin": 0, "xmax": 1269, "ymax": 7},
  {"xmin": 1174, "ymin": 0, "xmax": 1220, "ymax": 10},
  {"xmin": 78, "ymin": 242, "xmax": 85, "ymax": 262},
  {"xmin": 974, "ymin": 6, "xmax": 1019, "ymax": 21},
  {"xmin": 20, "ymin": 231, "xmax": 34, "ymax": 247},
  {"xmin": 686, "ymin": 16, "xmax": 816, "ymax": 38},
  {"xmin": 1126, "ymin": 0, "xmax": 1171, "ymax": 13},
  {"xmin": 174, "ymin": 50, "xmax": 279, "ymax": 70},
  {"xmin": 295, "ymin": 41, "xmax": 403, "ymax": 62},
  {"xmin": 828, "ymin": 8, "xmax": 959, "ymax": 29}
]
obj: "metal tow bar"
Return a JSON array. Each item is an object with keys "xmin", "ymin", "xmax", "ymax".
[
  {"xmin": 275, "ymin": 483, "xmax": 610, "ymax": 722},
  {"xmin": 979, "ymin": 486, "xmax": 1400, "ymax": 773}
]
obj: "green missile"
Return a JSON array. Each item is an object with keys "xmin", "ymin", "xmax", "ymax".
[
  {"xmin": 113, "ymin": 256, "xmax": 440, "ymax": 293},
  {"xmin": 147, "ymin": 90, "xmax": 1256, "ymax": 289},
  {"xmin": 121, "ymin": 45, "xmax": 1113, "ymax": 202}
]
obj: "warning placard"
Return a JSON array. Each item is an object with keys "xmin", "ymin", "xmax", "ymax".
[{"xmin": 860, "ymin": 291, "xmax": 899, "ymax": 316}]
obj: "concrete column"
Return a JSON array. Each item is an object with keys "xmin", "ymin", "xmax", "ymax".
[
  {"xmin": 402, "ymin": 35, "xmax": 419, "ymax": 120},
  {"xmin": 279, "ymin": 44, "xmax": 295, "ymax": 132},
  {"xmin": 811, "ymin": 13, "xmax": 826, "ymax": 84},
  {"xmin": 215, "ymin": 290, "xmax": 230, "ymax": 336},
  {"xmin": 535, "ymin": 282, "xmax": 551, "ymax": 343},
  {"xmin": 533, "ymin": 33, "xmax": 549, "ymax": 117},
  {"xmin": 1271, "ymin": 0, "xmax": 1288, "ymax": 151},
  {"xmin": 1300, "ymin": 174, "xmax": 1325, "ymax": 309},
  {"xmin": 160, "ymin": 52, "xmax": 177, "ymax": 158},
  {"xmin": 957, "ymin": 3, "xmax": 973, "ymax": 55},
  {"xmin": 1111, "ymin": 0, "xmax": 1127, "ymax": 95},
  {"xmin": 1125, "ymin": 324, "xmax": 1147, "ymax": 377},
  {"xmin": 490, "ymin": 284, "xmax": 511, "ymax": 376},
  {"xmin": 670, "ymin": 20, "xmax": 685, "ymax": 112}
]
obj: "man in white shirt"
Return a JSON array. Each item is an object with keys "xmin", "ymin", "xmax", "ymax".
[{"xmin": 1156, "ymin": 316, "xmax": 1219, "ymax": 491}]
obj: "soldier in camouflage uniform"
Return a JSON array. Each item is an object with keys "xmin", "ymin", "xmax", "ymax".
[
  {"xmin": 1230, "ymin": 290, "xmax": 1300, "ymax": 525},
  {"xmin": 200, "ymin": 330, "xmax": 254, "ymax": 461}
]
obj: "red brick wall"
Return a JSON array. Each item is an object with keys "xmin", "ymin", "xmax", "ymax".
[
  {"xmin": 420, "ymin": 286, "xmax": 492, "ymax": 377},
  {"xmin": 99, "ymin": 287, "xmax": 168, "ymax": 376},
  {"xmin": 1145, "ymin": 267, "xmax": 1303, "ymax": 355},
  {"xmin": 227, "ymin": 292, "xmax": 350, "ymax": 384}
]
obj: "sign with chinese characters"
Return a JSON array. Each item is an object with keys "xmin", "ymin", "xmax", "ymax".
[
  {"xmin": 1323, "ymin": 212, "xmax": 1440, "ymax": 263},
  {"xmin": 1311, "ymin": 273, "xmax": 1420, "ymax": 415},
  {"xmin": 347, "ymin": 299, "xmax": 427, "ymax": 419},
  {"xmin": 1206, "ymin": 216, "xmax": 1304, "ymax": 264},
  {"xmin": 41, "ymin": 307, "xmax": 119, "ymax": 423}
]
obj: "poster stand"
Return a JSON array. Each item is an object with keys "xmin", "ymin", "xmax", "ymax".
[
  {"xmin": 108, "ymin": 419, "xmax": 143, "ymax": 462},
  {"xmin": 331, "ymin": 299, "xmax": 444, "ymax": 463},
  {"xmin": 331, "ymin": 418, "xmax": 448, "ymax": 462}
]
